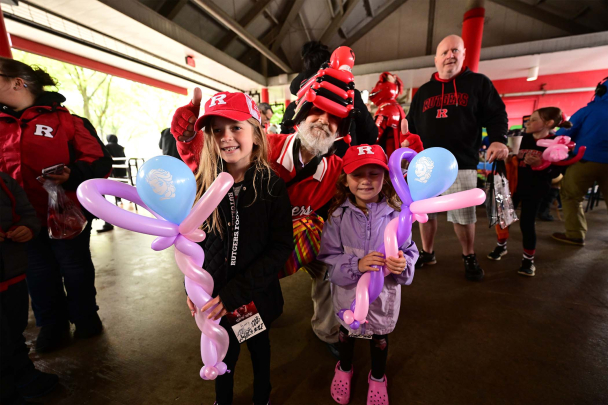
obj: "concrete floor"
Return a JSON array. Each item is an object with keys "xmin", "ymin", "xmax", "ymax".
[{"xmin": 25, "ymin": 203, "xmax": 608, "ymax": 405}]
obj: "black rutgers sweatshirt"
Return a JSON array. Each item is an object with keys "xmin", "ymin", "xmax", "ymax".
[{"xmin": 406, "ymin": 67, "xmax": 508, "ymax": 170}]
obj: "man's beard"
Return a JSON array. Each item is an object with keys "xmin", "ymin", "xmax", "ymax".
[{"xmin": 297, "ymin": 120, "xmax": 337, "ymax": 156}]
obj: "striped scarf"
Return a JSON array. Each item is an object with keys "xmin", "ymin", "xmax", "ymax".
[{"xmin": 280, "ymin": 214, "xmax": 325, "ymax": 279}]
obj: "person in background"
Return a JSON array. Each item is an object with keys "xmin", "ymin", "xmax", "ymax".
[
  {"xmin": 1, "ymin": 172, "xmax": 59, "ymax": 405},
  {"xmin": 159, "ymin": 127, "xmax": 183, "ymax": 160},
  {"xmin": 0, "ymin": 58, "xmax": 112, "ymax": 353},
  {"xmin": 487, "ymin": 108, "xmax": 570, "ymax": 277},
  {"xmin": 551, "ymin": 76, "xmax": 608, "ymax": 246},
  {"xmin": 258, "ymin": 102, "xmax": 274, "ymax": 126},
  {"xmin": 406, "ymin": 34, "xmax": 509, "ymax": 281},
  {"xmin": 104, "ymin": 134, "xmax": 125, "ymax": 172},
  {"xmin": 282, "ymin": 41, "xmax": 378, "ymax": 157},
  {"xmin": 98, "ymin": 134, "xmax": 126, "ymax": 233}
]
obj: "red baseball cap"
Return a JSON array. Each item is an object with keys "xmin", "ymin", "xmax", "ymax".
[
  {"xmin": 342, "ymin": 144, "xmax": 389, "ymax": 174},
  {"xmin": 194, "ymin": 92, "xmax": 262, "ymax": 131}
]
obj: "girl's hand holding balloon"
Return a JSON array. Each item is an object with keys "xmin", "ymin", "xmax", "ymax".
[
  {"xmin": 201, "ymin": 295, "xmax": 228, "ymax": 320},
  {"xmin": 385, "ymin": 251, "xmax": 407, "ymax": 275},
  {"xmin": 524, "ymin": 154, "xmax": 542, "ymax": 167},
  {"xmin": 358, "ymin": 252, "xmax": 385, "ymax": 272},
  {"xmin": 187, "ymin": 296, "xmax": 196, "ymax": 317}
]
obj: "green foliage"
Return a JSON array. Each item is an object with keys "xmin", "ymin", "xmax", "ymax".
[
  {"xmin": 269, "ymin": 103, "xmax": 285, "ymax": 125},
  {"xmin": 13, "ymin": 49, "xmax": 187, "ymax": 159}
]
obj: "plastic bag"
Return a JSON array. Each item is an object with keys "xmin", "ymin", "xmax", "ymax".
[
  {"xmin": 486, "ymin": 161, "xmax": 518, "ymax": 229},
  {"xmin": 42, "ymin": 179, "xmax": 87, "ymax": 239}
]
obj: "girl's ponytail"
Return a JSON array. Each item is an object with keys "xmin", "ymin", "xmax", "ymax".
[
  {"xmin": 536, "ymin": 107, "xmax": 571, "ymax": 129},
  {"xmin": 31, "ymin": 66, "xmax": 57, "ymax": 88}
]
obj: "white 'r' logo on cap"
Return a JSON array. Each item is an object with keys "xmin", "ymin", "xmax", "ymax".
[
  {"xmin": 357, "ymin": 146, "xmax": 374, "ymax": 155},
  {"xmin": 209, "ymin": 94, "xmax": 227, "ymax": 106}
]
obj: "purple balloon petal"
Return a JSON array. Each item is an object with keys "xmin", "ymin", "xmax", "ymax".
[
  {"xmin": 350, "ymin": 321, "xmax": 360, "ymax": 329},
  {"xmin": 388, "ymin": 148, "xmax": 417, "ymax": 206},
  {"xmin": 368, "ymin": 268, "xmax": 385, "ymax": 302},
  {"xmin": 337, "ymin": 309, "xmax": 346, "ymax": 320},
  {"xmin": 396, "ymin": 208, "xmax": 412, "ymax": 246},
  {"xmin": 350, "ymin": 301, "xmax": 356, "ymax": 312}
]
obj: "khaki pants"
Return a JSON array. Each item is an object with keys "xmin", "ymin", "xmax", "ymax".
[
  {"xmin": 560, "ymin": 161, "xmax": 608, "ymax": 240},
  {"xmin": 304, "ymin": 260, "xmax": 340, "ymax": 344}
]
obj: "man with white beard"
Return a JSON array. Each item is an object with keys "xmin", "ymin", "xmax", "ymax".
[{"xmin": 170, "ymin": 48, "xmax": 365, "ymax": 356}]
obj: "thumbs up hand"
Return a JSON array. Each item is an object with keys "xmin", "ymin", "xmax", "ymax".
[{"xmin": 172, "ymin": 87, "xmax": 203, "ymax": 142}]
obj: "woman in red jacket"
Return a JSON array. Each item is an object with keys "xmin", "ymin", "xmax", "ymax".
[{"xmin": 0, "ymin": 58, "xmax": 112, "ymax": 352}]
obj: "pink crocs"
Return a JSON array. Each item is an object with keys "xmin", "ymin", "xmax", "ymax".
[
  {"xmin": 366, "ymin": 371, "xmax": 388, "ymax": 405},
  {"xmin": 331, "ymin": 362, "xmax": 353, "ymax": 404}
]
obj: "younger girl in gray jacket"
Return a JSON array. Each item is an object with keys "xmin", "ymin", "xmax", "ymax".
[{"xmin": 318, "ymin": 145, "xmax": 418, "ymax": 405}]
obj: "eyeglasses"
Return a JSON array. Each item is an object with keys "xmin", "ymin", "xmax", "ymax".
[{"xmin": 0, "ymin": 74, "xmax": 14, "ymax": 78}]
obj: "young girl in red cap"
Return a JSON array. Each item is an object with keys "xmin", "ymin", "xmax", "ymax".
[
  {"xmin": 317, "ymin": 144, "xmax": 419, "ymax": 405},
  {"xmin": 184, "ymin": 91, "xmax": 293, "ymax": 405}
]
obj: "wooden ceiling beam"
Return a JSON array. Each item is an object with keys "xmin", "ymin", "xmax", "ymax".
[
  {"xmin": 341, "ymin": 0, "xmax": 409, "ymax": 47},
  {"xmin": 215, "ymin": 0, "xmax": 273, "ymax": 50},
  {"xmin": 487, "ymin": 0, "xmax": 594, "ymax": 35},
  {"xmin": 320, "ymin": 0, "xmax": 361, "ymax": 44}
]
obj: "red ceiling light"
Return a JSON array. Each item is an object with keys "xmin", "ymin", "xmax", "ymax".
[{"xmin": 185, "ymin": 55, "xmax": 195, "ymax": 67}]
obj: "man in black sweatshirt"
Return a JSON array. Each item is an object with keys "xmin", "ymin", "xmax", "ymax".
[{"xmin": 407, "ymin": 34, "xmax": 508, "ymax": 281}]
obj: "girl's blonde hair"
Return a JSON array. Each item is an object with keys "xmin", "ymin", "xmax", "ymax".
[
  {"xmin": 327, "ymin": 169, "xmax": 401, "ymax": 220},
  {"xmin": 195, "ymin": 117, "xmax": 273, "ymax": 237}
]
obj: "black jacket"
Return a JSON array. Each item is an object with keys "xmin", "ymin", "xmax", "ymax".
[
  {"xmin": 515, "ymin": 133, "xmax": 560, "ymax": 199},
  {"xmin": 0, "ymin": 172, "xmax": 41, "ymax": 283},
  {"xmin": 407, "ymin": 67, "xmax": 508, "ymax": 170},
  {"xmin": 159, "ymin": 128, "xmax": 182, "ymax": 160},
  {"xmin": 202, "ymin": 165, "xmax": 293, "ymax": 325},
  {"xmin": 105, "ymin": 138, "xmax": 126, "ymax": 178},
  {"xmin": 283, "ymin": 72, "xmax": 378, "ymax": 158}
]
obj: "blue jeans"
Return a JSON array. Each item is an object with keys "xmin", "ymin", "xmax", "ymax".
[{"xmin": 26, "ymin": 222, "xmax": 98, "ymax": 326}]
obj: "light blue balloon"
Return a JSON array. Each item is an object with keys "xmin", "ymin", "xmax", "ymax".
[
  {"xmin": 408, "ymin": 147, "xmax": 458, "ymax": 201},
  {"xmin": 136, "ymin": 156, "xmax": 197, "ymax": 224}
]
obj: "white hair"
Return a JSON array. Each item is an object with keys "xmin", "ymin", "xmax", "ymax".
[
  {"xmin": 297, "ymin": 120, "xmax": 336, "ymax": 156},
  {"xmin": 146, "ymin": 169, "xmax": 176, "ymax": 200}
]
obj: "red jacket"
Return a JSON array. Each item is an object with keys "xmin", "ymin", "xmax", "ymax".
[
  {"xmin": 176, "ymin": 131, "xmax": 342, "ymax": 220},
  {"xmin": 0, "ymin": 92, "xmax": 112, "ymax": 225}
]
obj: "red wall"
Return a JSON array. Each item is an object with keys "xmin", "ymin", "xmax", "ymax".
[{"xmin": 493, "ymin": 69, "xmax": 608, "ymax": 128}]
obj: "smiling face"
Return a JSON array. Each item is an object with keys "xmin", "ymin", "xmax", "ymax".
[
  {"xmin": 149, "ymin": 177, "xmax": 166, "ymax": 195},
  {"xmin": 414, "ymin": 162, "xmax": 427, "ymax": 178},
  {"xmin": 210, "ymin": 116, "xmax": 255, "ymax": 168},
  {"xmin": 345, "ymin": 164, "xmax": 385, "ymax": 207},
  {"xmin": 146, "ymin": 169, "xmax": 176, "ymax": 200},
  {"xmin": 435, "ymin": 35, "xmax": 466, "ymax": 80},
  {"xmin": 298, "ymin": 106, "xmax": 341, "ymax": 156}
]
